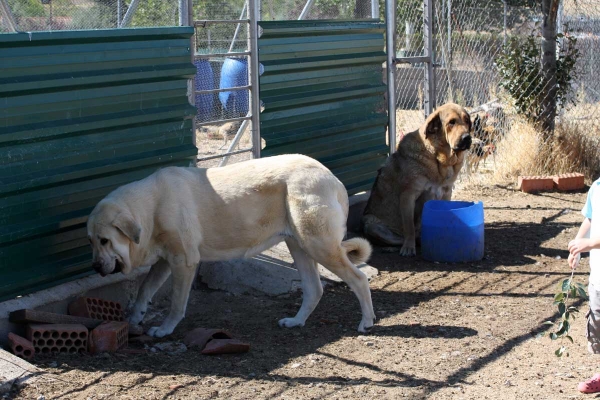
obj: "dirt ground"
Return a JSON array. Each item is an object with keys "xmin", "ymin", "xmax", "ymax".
[{"xmin": 9, "ymin": 184, "xmax": 600, "ymax": 400}]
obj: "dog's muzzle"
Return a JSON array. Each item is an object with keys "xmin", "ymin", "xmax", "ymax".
[{"xmin": 453, "ymin": 133, "xmax": 472, "ymax": 152}]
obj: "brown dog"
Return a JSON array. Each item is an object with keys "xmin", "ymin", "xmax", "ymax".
[{"xmin": 361, "ymin": 103, "xmax": 472, "ymax": 256}]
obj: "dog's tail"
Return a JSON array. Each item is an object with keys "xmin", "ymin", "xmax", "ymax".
[{"xmin": 341, "ymin": 237, "xmax": 373, "ymax": 265}]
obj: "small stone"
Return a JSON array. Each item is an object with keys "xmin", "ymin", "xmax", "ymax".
[
  {"xmin": 365, "ymin": 341, "xmax": 375, "ymax": 346},
  {"xmin": 169, "ymin": 384, "xmax": 184, "ymax": 390},
  {"xmin": 37, "ymin": 396, "xmax": 45, "ymax": 400},
  {"xmin": 291, "ymin": 363, "xmax": 302, "ymax": 368},
  {"xmin": 504, "ymin": 380, "xmax": 513, "ymax": 387},
  {"xmin": 555, "ymin": 256, "xmax": 562, "ymax": 260},
  {"xmin": 152, "ymin": 341, "xmax": 187, "ymax": 355},
  {"xmin": 451, "ymin": 351, "xmax": 461, "ymax": 357}
]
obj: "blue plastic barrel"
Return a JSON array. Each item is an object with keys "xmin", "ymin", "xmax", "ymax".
[
  {"xmin": 219, "ymin": 57, "xmax": 249, "ymax": 117},
  {"xmin": 194, "ymin": 60, "xmax": 215, "ymax": 121},
  {"xmin": 421, "ymin": 200, "xmax": 484, "ymax": 263}
]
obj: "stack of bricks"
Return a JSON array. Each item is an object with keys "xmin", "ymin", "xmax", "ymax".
[
  {"xmin": 518, "ymin": 173, "xmax": 585, "ymax": 194},
  {"xmin": 7, "ymin": 297, "xmax": 129, "ymax": 360}
]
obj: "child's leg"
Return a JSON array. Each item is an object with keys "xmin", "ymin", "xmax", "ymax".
[{"xmin": 587, "ymin": 282, "xmax": 600, "ymax": 354}]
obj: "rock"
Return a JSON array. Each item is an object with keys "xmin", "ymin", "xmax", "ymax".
[
  {"xmin": 291, "ymin": 363, "xmax": 302, "ymax": 369},
  {"xmin": 152, "ymin": 342, "xmax": 187, "ymax": 355},
  {"xmin": 169, "ymin": 384, "xmax": 184, "ymax": 390},
  {"xmin": 365, "ymin": 342, "xmax": 374, "ymax": 347},
  {"xmin": 37, "ymin": 396, "xmax": 45, "ymax": 400}
]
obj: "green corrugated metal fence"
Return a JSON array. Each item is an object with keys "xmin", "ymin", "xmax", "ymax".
[
  {"xmin": 258, "ymin": 20, "xmax": 388, "ymax": 195},
  {"xmin": 0, "ymin": 27, "xmax": 197, "ymax": 301}
]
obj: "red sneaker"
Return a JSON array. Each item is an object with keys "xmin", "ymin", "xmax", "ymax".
[{"xmin": 578, "ymin": 374, "xmax": 600, "ymax": 393}]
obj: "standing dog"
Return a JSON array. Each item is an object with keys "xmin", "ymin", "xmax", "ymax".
[
  {"xmin": 362, "ymin": 103, "xmax": 472, "ymax": 256},
  {"xmin": 87, "ymin": 154, "xmax": 375, "ymax": 337}
]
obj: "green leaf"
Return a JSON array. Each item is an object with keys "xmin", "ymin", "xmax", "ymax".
[
  {"xmin": 542, "ymin": 321, "xmax": 554, "ymax": 326},
  {"xmin": 555, "ymin": 346, "xmax": 565, "ymax": 357},
  {"xmin": 558, "ymin": 303, "xmax": 566, "ymax": 316},
  {"xmin": 571, "ymin": 287, "xmax": 578, "ymax": 298},
  {"xmin": 536, "ymin": 332, "xmax": 546, "ymax": 338},
  {"xmin": 561, "ymin": 279, "xmax": 571, "ymax": 292},
  {"xmin": 565, "ymin": 312, "xmax": 570, "ymax": 321},
  {"xmin": 568, "ymin": 306, "xmax": 580, "ymax": 312},
  {"xmin": 577, "ymin": 287, "xmax": 588, "ymax": 300},
  {"xmin": 554, "ymin": 293, "xmax": 565, "ymax": 302},
  {"xmin": 550, "ymin": 333, "xmax": 558, "ymax": 340},
  {"xmin": 565, "ymin": 335, "xmax": 574, "ymax": 344}
]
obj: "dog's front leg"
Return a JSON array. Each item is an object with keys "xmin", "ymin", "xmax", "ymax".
[
  {"xmin": 129, "ymin": 260, "xmax": 171, "ymax": 325},
  {"xmin": 147, "ymin": 263, "xmax": 197, "ymax": 338},
  {"xmin": 399, "ymin": 192, "xmax": 417, "ymax": 256}
]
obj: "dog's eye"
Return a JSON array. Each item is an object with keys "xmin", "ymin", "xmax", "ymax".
[
  {"xmin": 448, "ymin": 119, "xmax": 457, "ymax": 126},
  {"xmin": 100, "ymin": 238, "xmax": 108, "ymax": 246}
]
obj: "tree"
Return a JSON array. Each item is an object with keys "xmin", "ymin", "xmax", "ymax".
[{"xmin": 540, "ymin": 0, "xmax": 560, "ymax": 135}]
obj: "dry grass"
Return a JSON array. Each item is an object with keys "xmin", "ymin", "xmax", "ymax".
[{"xmin": 484, "ymin": 115, "xmax": 600, "ymax": 184}]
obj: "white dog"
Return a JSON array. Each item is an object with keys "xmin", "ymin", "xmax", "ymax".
[{"xmin": 87, "ymin": 154, "xmax": 375, "ymax": 337}]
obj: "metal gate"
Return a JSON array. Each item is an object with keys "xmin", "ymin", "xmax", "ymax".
[{"xmin": 187, "ymin": 0, "xmax": 261, "ymax": 167}]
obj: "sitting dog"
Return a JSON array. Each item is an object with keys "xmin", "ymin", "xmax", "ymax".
[
  {"xmin": 362, "ymin": 103, "xmax": 472, "ymax": 256},
  {"xmin": 87, "ymin": 154, "xmax": 375, "ymax": 337}
]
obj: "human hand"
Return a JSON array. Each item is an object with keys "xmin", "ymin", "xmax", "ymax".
[
  {"xmin": 569, "ymin": 238, "xmax": 594, "ymax": 256},
  {"xmin": 568, "ymin": 252, "xmax": 581, "ymax": 269}
]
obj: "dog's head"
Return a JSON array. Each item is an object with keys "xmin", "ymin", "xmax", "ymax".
[
  {"xmin": 422, "ymin": 103, "xmax": 472, "ymax": 165},
  {"xmin": 87, "ymin": 200, "xmax": 141, "ymax": 276}
]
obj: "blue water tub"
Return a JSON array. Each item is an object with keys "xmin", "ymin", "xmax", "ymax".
[
  {"xmin": 421, "ymin": 200, "xmax": 484, "ymax": 263},
  {"xmin": 194, "ymin": 59, "xmax": 215, "ymax": 121}
]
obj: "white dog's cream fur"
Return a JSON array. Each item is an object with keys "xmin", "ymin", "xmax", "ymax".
[{"xmin": 87, "ymin": 154, "xmax": 375, "ymax": 337}]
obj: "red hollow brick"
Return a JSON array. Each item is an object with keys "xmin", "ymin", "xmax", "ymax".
[
  {"xmin": 26, "ymin": 324, "xmax": 88, "ymax": 355},
  {"xmin": 89, "ymin": 321, "xmax": 129, "ymax": 354},
  {"xmin": 518, "ymin": 176, "xmax": 555, "ymax": 193},
  {"xmin": 68, "ymin": 297, "xmax": 124, "ymax": 322},
  {"xmin": 553, "ymin": 173, "xmax": 585, "ymax": 191},
  {"xmin": 8, "ymin": 333, "xmax": 35, "ymax": 360}
]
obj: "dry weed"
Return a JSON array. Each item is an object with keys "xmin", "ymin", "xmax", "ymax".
[{"xmin": 487, "ymin": 115, "xmax": 600, "ymax": 184}]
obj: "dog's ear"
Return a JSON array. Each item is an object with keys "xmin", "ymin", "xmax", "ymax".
[
  {"xmin": 113, "ymin": 212, "xmax": 141, "ymax": 244},
  {"xmin": 424, "ymin": 111, "xmax": 442, "ymax": 138}
]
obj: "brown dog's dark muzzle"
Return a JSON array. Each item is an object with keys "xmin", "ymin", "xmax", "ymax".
[{"xmin": 453, "ymin": 133, "xmax": 472, "ymax": 151}]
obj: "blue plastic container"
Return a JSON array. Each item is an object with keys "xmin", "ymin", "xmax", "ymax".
[
  {"xmin": 219, "ymin": 57, "xmax": 249, "ymax": 117},
  {"xmin": 421, "ymin": 200, "xmax": 484, "ymax": 263},
  {"xmin": 194, "ymin": 60, "xmax": 215, "ymax": 121}
]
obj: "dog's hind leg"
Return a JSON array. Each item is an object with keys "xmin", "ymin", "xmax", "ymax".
[
  {"xmin": 129, "ymin": 260, "xmax": 171, "ymax": 325},
  {"xmin": 147, "ymin": 263, "xmax": 198, "ymax": 338},
  {"xmin": 278, "ymin": 237, "xmax": 323, "ymax": 329},
  {"xmin": 316, "ymin": 242, "xmax": 375, "ymax": 333}
]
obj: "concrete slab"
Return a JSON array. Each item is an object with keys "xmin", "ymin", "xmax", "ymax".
[{"xmin": 0, "ymin": 348, "xmax": 43, "ymax": 394}]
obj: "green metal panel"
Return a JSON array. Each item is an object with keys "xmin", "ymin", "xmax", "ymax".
[
  {"xmin": 258, "ymin": 20, "xmax": 388, "ymax": 195},
  {"xmin": 0, "ymin": 27, "xmax": 197, "ymax": 301}
]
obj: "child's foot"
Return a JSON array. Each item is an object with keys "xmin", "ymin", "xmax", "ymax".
[{"xmin": 578, "ymin": 374, "xmax": 600, "ymax": 393}]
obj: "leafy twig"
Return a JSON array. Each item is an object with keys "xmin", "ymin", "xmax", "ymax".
[{"xmin": 538, "ymin": 269, "xmax": 587, "ymax": 357}]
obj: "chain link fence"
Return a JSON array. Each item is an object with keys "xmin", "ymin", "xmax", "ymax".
[
  {"xmin": 0, "ymin": 0, "xmax": 181, "ymax": 31},
  {"xmin": 393, "ymin": 0, "xmax": 600, "ymax": 182}
]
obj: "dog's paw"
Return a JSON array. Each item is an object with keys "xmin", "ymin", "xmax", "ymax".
[
  {"xmin": 399, "ymin": 244, "xmax": 416, "ymax": 257},
  {"xmin": 147, "ymin": 326, "xmax": 173, "ymax": 338},
  {"xmin": 358, "ymin": 318, "xmax": 375, "ymax": 333},
  {"xmin": 128, "ymin": 309, "xmax": 146, "ymax": 325},
  {"xmin": 278, "ymin": 317, "xmax": 305, "ymax": 329}
]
